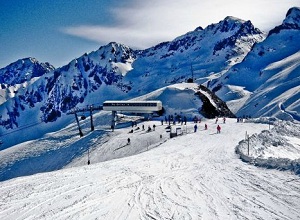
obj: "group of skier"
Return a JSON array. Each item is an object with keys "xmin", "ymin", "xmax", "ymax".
[
  {"xmin": 193, "ymin": 122, "xmax": 221, "ymax": 133},
  {"xmin": 161, "ymin": 115, "xmax": 226, "ymax": 134},
  {"xmin": 215, "ymin": 116, "xmax": 226, "ymax": 124},
  {"xmin": 164, "ymin": 114, "xmax": 188, "ymax": 125},
  {"xmin": 126, "ymin": 116, "xmax": 226, "ymax": 148}
]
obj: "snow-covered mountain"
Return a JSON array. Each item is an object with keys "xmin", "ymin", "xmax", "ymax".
[
  {"xmin": 1, "ymin": 8, "xmax": 299, "ymax": 149},
  {"xmin": 209, "ymin": 7, "xmax": 300, "ymax": 119},
  {"xmin": 0, "ymin": 82, "xmax": 234, "ymax": 150},
  {"xmin": 0, "ymin": 57, "xmax": 55, "ymax": 104},
  {"xmin": 0, "ymin": 82, "xmax": 230, "ymax": 179},
  {"xmin": 0, "ymin": 16, "xmax": 262, "ymax": 142},
  {"xmin": 0, "ymin": 43, "xmax": 135, "ymax": 130},
  {"xmin": 125, "ymin": 16, "xmax": 264, "ymax": 94},
  {"xmin": 1, "ymin": 83, "xmax": 299, "ymax": 182}
]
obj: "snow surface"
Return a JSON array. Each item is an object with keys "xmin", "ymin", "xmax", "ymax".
[{"xmin": 1, "ymin": 118, "xmax": 300, "ymax": 219}]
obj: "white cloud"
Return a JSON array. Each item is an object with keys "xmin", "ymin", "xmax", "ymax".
[
  {"xmin": 61, "ymin": 0, "xmax": 299, "ymax": 49},
  {"xmin": 62, "ymin": 25, "xmax": 172, "ymax": 49}
]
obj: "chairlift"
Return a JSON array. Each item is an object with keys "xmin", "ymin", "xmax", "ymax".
[{"xmin": 80, "ymin": 112, "xmax": 90, "ymax": 120}]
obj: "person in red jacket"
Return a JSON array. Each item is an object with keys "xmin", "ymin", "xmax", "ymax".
[{"xmin": 217, "ymin": 125, "xmax": 221, "ymax": 133}]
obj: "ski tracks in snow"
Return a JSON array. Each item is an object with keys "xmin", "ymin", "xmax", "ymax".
[
  {"xmin": 119, "ymin": 120, "xmax": 300, "ymax": 219},
  {"xmin": 1, "ymin": 119, "xmax": 300, "ymax": 219}
]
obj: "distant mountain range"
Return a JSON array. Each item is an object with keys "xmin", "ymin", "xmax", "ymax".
[{"xmin": 0, "ymin": 7, "xmax": 299, "ymax": 145}]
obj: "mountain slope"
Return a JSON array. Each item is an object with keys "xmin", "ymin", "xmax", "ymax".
[
  {"xmin": 209, "ymin": 7, "xmax": 300, "ymax": 119},
  {"xmin": 0, "ymin": 43, "xmax": 135, "ymax": 130},
  {"xmin": 0, "ymin": 82, "xmax": 232, "ymax": 154},
  {"xmin": 238, "ymin": 51, "xmax": 300, "ymax": 119},
  {"xmin": 0, "ymin": 83, "xmax": 204, "ymax": 177},
  {"xmin": 125, "ymin": 16, "xmax": 264, "ymax": 95}
]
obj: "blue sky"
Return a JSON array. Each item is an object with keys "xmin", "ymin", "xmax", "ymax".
[{"xmin": 1, "ymin": 0, "xmax": 299, "ymax": 68}]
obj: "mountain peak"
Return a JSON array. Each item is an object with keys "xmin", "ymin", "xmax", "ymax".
[
  {"xmin": 268, "ymin": 7, "xmax": 300, "ymax": 36},
  {"xmin": 99, "ymin": 42, "xmax": 131, "ymax": 51},
  {"xmin": 224, "ymin": 16, "xmax": 245, "ymax": 23},
  {"xmin": 206, "ymin": 16, "xmax": 262, "ymax": 36},
  {"xmin": 283, "ymin": 7, "xmax": 300, "ymax": 27},
  {"xmin": 0, "ymin": 57, "xmax": 55, "ymax": 86}
]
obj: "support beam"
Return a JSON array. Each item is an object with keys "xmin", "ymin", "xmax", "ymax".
[
  {"xmin": 111, "ymin": 111, "xmax": 116, "ymax": 130},
  {"xmin": 90, "ymin": 105, "xmax": 94, "ymax": 131},
  {"xmin": 74, "ymin": 113, "xmax": 84, "ymax": 137}
]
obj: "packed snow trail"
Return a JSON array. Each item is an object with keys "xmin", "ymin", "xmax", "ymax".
[{"xmin": 0, "ymin": 119, "xmax": 299, "ymax": 219}]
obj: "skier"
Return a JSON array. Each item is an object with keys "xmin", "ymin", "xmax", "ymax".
[
  {"xmin": 205, "ymin": 124, "xmax": 208, "ymax": 130},
  {"xmin": 127, "ymin": 138, "xmax": 131, "ymax": 145},
  {"xmin": 194, "ymin": 116, "xmax": 198, "ymax": 123},
  {"xmin": 215, "ymin": 117, "xmax": 218, "ymax": 124},
  {"xmin": 194, "ymin": 124, "xmax": 198, "ymax": 132},
  {"xmin": 217, "ymin": 125, "xmax": 221, "ymax": 133},
  {"xmin": 223, "ymin": 117, "xmax": 226, "ymax": 124}
]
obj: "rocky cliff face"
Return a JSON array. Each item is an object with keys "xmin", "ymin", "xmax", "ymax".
[{"xmin": 196, "ymin": 85, "xmax": 235, "ymax": 119}]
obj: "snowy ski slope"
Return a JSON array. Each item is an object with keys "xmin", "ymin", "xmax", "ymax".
[{"xmin": 0, "ymin": 118, "xmax": 299, "ymax": 220}]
